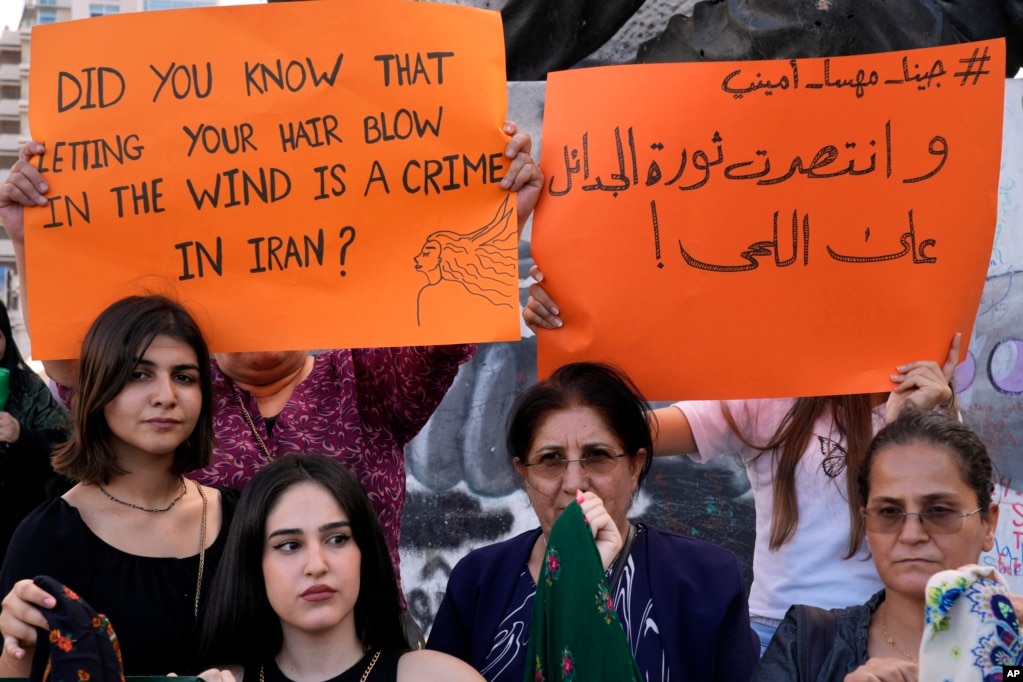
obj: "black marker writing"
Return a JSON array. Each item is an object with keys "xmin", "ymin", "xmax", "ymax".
[
  {"xmin": 151, "ymin": 62, "xmax": 213, "ymax": 102},
  {"xmin": 186, "ymin": 167, "xmax": 291, "ymax": 209},
  {"xmin": 110, "ymin": 178, "xmax": 165, "ymax": 217},
  {"xmin": 374, "ymin": 51, "xmax": 454, "ymax": 86},
  {"xmin": 58, "ymin": 66, "xmax": 125, "ymax": 113},
  {"xmin": 245, "ymin": 53, "xmax": 344, "ymax": 96},
  {"xmin": 313, "ymin": 164, "xmax": 347, "ymax": 199},
  {"xmin": 249, "ymin": 229, "xmax": 325, "ymax": 273},
  {"xmin": 183, "ymin": 122, "xmax": 256, "ymax": 156},
  {"xmin": 43, "ymin": 193, "xmax": 90, "ymax": 229},
  {"xmin": 35, "ymin": 134, "xmax": 144, "ymax": 173},
  {"xmin": 280, "ymin": 114, "xmax": 342, "ymax": 152},
  {"xmin": 175, "ymin": 238, "xmax": 223, "ymax": 280},
  {"xmin": 364, "ymin": 107, "xmax": 443, "ymax": 144}
]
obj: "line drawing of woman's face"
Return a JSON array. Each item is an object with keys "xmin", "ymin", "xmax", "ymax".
[{"xmin": 414, "ymin": 240, "xmax": 443, "ymax": 284}]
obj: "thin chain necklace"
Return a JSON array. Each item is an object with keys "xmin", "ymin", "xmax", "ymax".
[
  {"xmin": 232, "ymin": 385, "xmax": 274, "ymax": 461},
  {"xmin": 260, "ymin": 649, "xmax": 380, "ymax": 682},
  {"xmin": 98, "ymin": 476, "xmax": 187, "ymax": 513},
  {"xmin": 194, "ymin": 482, "xmax": 208, "ymax": 617},
  {"xmin": 880, "ymin": 602, "xmax": 918, "ymax": 662}
]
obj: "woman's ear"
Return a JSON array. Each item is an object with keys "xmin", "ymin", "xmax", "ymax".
[
  {"xmin": 862, "ymin": 507, "xmax": 877, "ymax": 553},
  {"xmin": 981, "ymin": 501, "xmax": 999, "ymax": 552},
  {"xmin": 631, "ymin": 448, "xmax": 648, "ymax": 487},
  {"xmin": 513, "ymin": 458, "xmax": 526, "ymax": 481}
]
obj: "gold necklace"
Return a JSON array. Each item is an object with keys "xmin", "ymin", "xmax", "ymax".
[
  {"xmin": 880, "ymin": 602, "xmax": 918, "ymax": 662},
  {"xmin": 260, "ymin": 649, "xmax": 381, "ymax": 682},
  {"xmin": 98, "ymin": 476, "xmax": 187, "ymax": 513},
  {"xmin": 194, "ymin": 482, "xmax": 208, "ymax": 618},
  {"xmin": 232, "ymin": 385, "xmax": 273, "ymax": 461}
]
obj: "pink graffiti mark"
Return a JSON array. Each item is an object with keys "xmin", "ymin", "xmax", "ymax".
[
  {"xmin": 998, "ymin": 474, "xmax": 1022, "ymax": 499},
  {"xmin": 954, "ymin": 350, "xmax": 977, "ymax": 392}
]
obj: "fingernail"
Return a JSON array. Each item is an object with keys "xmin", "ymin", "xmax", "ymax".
[
  {"xmin": 40, "ymin": 182, "xmax": 48, "ymax": 192},
  {"xmin": 45, "ymin": 597, "xmax": 56, "ymax": 607},
  {"xmin": 534, "ymin": 272, "xmax": 543, "ymax": 282},
  {"xmin": 553, "ymin": 318, "xmax": 563, "ymax": 329},
  {"xmin": 551, "ymin": 305, "xmax": 559, "ymax": 316},
  {"xmin": 575, "ymin": 490, "xmax": 585, "ymax": 503},
  {"xmin": 896, "ymin": 364, "xmax": 907, "ymax": 372}
]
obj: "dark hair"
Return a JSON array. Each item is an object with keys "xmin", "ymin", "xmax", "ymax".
[
  {"xmin": 506, "ymin": 362, "xmax": 654, "ymax": 486},
  {"xmin": 199, "ymin": 454, "xmax": 408, "ymax": 669},
  {"xmin": 0, "ymin": 300, "xmax": 28, "ymax": 394},
  {"xmin": 858, "ymin": 407, "xmax": 994, "ymax": 514},
  {"xmin": 51, "ymin": 295, "xmax": 213, "ymax": 483},
  {"xmin": 725, "ymin": 395, "xmax": 877, "ymax": 557}
]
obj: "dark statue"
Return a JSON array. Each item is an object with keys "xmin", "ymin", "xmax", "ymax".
[{"xmin": 502, "ymin": 0, "xmax": 1023, "ymax": 79}]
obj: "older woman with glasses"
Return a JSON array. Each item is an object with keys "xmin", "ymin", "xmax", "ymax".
[
  {"xmin": 427, "ymin": 362, "xmax": 759, "ymax": 682},
  {"xmin": 753, "ymin": 407, "xmax": 1005, "ymax": 682}
]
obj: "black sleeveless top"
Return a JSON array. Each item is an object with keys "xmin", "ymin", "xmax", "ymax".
[{"xmin": 248, "ymin": 649, "xmax": 404, "ymax": 682}]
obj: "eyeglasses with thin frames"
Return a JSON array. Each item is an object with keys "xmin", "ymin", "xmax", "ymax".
[
  {"xmin": 862, "ymin": 507, "xmax": 983, "ymax": 535},
  {"xmin": 521, "ymin": 450, "xmax": 630, "ymax": 480}
]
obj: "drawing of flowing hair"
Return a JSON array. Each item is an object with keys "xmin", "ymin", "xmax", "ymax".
[{"xmin": 425, "ymin": 195, "xmax": 518, "ymax": 307}]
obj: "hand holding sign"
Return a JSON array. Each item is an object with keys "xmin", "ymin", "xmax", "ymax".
[{"xmin": 0, "ymin": 142, "xmax": 50, "ymax": 242}]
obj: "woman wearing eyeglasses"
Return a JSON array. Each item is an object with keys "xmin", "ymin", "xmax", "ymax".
[
  {"xmin": 427, "ymin": 362, "xmax": 759, "ymax": 682},
  {"xmin": 753, "ymin": 407, "xmax": 1002, "ymax": 682}
]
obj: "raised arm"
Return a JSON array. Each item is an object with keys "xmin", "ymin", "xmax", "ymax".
[
  {"xmin": 652, "ymin": 405, "xmax": 698, "ymax": 457},
  {"xmin": 0, "ymin": 142, "xmax": 78, "ymax": 389}
]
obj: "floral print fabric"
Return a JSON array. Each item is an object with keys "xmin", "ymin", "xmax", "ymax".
[
  {"xmin": 31, "ymin": 575, "xmax": 125, "ymax": 682},
  {"xmin": 920, "ymin": 564, "xmax": 1023, "ymax": 681},
  {"xmin": 523, "ymin": 502, "xmax": 642, "ymax": 682}
]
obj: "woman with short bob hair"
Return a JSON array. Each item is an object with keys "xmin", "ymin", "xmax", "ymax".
[
  {"xmin": 53, "ymin": 295, "xmax": 215, "ymax": 482},
  {"xmin": 0, "ymin": 295, "xmax": 238, "ymax": 677},
  {"xmin": 429, "ymin": 362, "xmax": 758, "ymax": 681},
  {"xmin": 198, "ymin": 454, "xmax": 484, "ymax": 682}
]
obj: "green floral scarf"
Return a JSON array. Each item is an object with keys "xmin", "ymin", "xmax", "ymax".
[{"xmin": 523, "ymin": 501, "xmax": 642, "ymax": 682}]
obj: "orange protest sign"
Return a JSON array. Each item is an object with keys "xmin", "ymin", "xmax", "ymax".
[
  {"xmin": 25, "ymin": 0, "xmax": 517, "ymax": 359},
  {"xmin": 534, "ymin": 41, "xmax": 1004, "ymax": 400}
]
